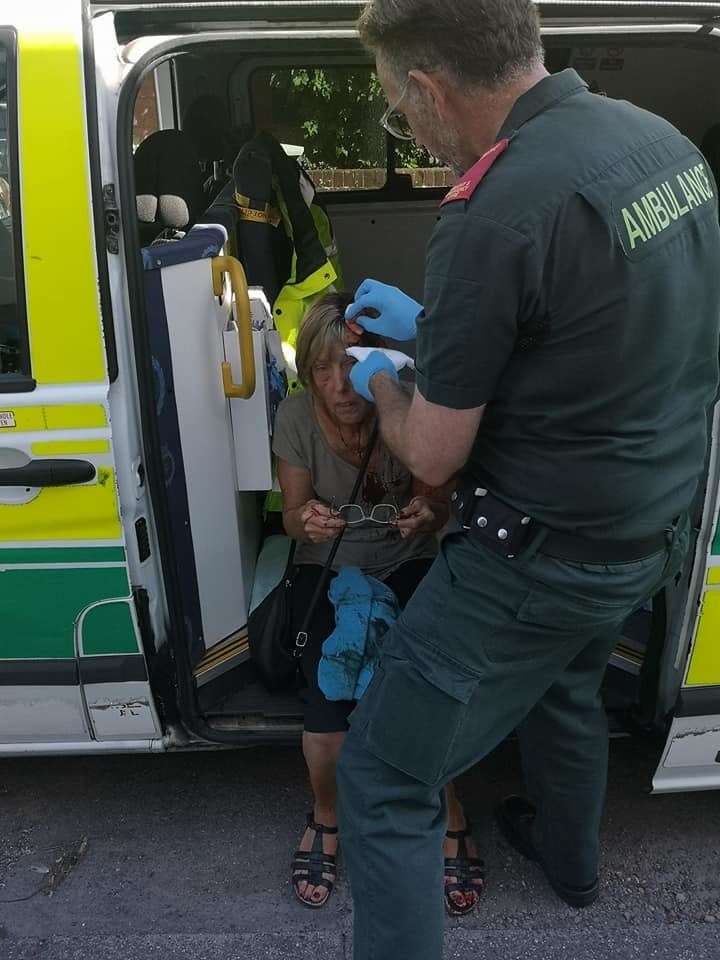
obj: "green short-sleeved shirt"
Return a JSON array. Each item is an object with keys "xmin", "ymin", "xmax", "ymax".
[{"xmin": 417, "ymin": 69, "xmax": 720, "ymax": 538}]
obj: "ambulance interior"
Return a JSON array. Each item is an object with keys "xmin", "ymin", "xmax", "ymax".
[{"xmin": 125, "ymin": 33, "xmax": 720, "ymax": 739}]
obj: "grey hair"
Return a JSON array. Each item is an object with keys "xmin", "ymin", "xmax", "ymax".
[
  {"xmin": 358, "ymin": 0, "xmax": 544, "ymax": 90},
  {"xmin": 295, "ymin": 292, "xmax": 382, "ymax": 388}
]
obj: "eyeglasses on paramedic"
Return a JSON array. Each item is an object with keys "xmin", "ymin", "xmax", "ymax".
[{"xmin": 379, "ymin": 78, "xmax": 415, "ymax": 141}]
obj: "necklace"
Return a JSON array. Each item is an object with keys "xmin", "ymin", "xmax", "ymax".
[{"xmin": 338, "ymin": 423, "xmax": 366, "ymax": 460}]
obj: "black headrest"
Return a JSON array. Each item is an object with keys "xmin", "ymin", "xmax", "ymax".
[
  {"xmin": 181, "ymin": 95, "xmax": 229, "ymax": 164},
  {"xmin": 134, "ymin": 130, "xmax": 204, "ymax": 233}
]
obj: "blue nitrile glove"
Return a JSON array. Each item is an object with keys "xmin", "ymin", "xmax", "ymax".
[
  {"xmin": 345, "ymin": 278, "xmax": 422, "ymax": 341},
  {"xmin": 349, "ymin": 349, "xmax": 399, "ymax": 402}
]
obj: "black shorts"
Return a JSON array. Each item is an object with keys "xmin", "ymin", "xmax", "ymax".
[{"xmin": 290, "ymin": 558, "xmax": 434, "ymax": 734}]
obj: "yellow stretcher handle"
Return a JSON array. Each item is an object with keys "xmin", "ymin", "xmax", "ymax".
[{"xmin": 211, "ymin": 255, "xmax": 256, "ymax": 400}]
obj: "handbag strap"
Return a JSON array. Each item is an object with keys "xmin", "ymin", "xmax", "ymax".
[{"xmin": 293, "ymin": 419, "xmax": 380, "ymax": 657}]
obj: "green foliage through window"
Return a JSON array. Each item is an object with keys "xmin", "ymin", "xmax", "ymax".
[{"xmin": 251, "ymin": 66, "xmax": 449, "ymax": 182}]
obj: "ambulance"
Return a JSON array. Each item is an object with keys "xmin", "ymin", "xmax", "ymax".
[{"xmin": 1, "ymin": 0, "xmax": 719, "ymax": 794}]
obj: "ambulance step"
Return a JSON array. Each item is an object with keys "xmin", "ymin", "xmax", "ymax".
[{"xmin": 205, "ymin": 681, "xmax": 304, "ymax": 720}]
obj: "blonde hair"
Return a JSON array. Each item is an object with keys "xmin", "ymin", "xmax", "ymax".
[{"xmin": 296, "ymin": 292, "xmax": 381, "ymax": 387}]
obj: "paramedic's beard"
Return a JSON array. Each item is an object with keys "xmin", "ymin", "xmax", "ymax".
[{"xmin": 433, "ymin": 125, "xmax": 475, "ymax": 179}]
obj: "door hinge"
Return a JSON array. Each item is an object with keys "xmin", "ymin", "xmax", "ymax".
[{"xmin": 103, "ymin": 183, "xmax": 120, "ymax": 254}]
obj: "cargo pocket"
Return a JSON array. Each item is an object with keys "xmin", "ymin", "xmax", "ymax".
[
  {"xmin": 515, "ymin": 585, "xmax": 631, "ymax": 632},
  {"xmin": 362, "ymin": 640, "xmax": 479, "ymax": 786}
]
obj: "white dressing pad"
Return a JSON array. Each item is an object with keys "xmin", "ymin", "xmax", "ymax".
[{"xmin": 346, "ymin": 346, "xmax": 415, "ymax": 371}]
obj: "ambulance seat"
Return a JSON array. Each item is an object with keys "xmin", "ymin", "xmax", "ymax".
[
  {"xmin": 180, "ymin": 95, "xmax": 249, "ymax": 203},
  {"xmin": 134, "ymin": 130, "xmax": 205, "ymax": 245}
]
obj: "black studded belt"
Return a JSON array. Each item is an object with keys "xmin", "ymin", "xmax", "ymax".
[{"xmin": 452, "ymin": 479, "xmax": 669, "ymax": 563}]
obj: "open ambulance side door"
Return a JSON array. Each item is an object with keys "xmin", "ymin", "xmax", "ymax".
[{"xmin": 0, "ymin": 3, "xmax": 161, "ymax": 753}]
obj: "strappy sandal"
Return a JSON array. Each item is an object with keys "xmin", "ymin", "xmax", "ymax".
[
  {"xmin": 444, "ymin": 822, "xmax": 485, "ymax": 917},
  {"xmin": 291, "ymin": 813, "xmax": 338, "ymax": 909}
]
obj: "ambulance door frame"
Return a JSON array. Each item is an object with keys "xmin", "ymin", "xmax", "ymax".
[
  {"xmin": 0, "ymin": 7, "xmax": 162, "ymax": 756},
  {"xmin": 109, "ymin": 24, "xmax": 361, "ymax": 746},
  {"xmin": 107, "ymin": 16, "xmax": 720, "ymax": 752}
]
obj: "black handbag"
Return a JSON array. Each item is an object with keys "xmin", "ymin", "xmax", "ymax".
[
  {"xmin": 248, "ymin": 541, "xmax": 298, "ymax": 691},
  {"xmin": 249, "ymin": 421, "xmax": 379, "ymax": 691}
]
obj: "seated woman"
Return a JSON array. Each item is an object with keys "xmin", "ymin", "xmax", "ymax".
[{"xmin": 272, "ymin": 292, "xmax": 484, "ymax": 915}]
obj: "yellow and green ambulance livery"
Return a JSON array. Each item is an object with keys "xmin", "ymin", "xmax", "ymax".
[{"xmin": 1, "ymin": 0, "xmax": 719, "ymax": 793}]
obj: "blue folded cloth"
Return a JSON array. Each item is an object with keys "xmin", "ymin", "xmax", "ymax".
[{"xmin": 318, "ymin": 566, "xmax": 400, "ymax": 701}]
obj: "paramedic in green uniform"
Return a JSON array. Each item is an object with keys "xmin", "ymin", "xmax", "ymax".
[{"xmin": 336, "ymin": 1, "xmax": 720, "ymax": 958}]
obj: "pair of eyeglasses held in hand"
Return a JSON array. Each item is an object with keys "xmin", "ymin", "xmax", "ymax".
[{"xmin": 331, "ymin": 501, "xmax": 400, "ymax": 526}]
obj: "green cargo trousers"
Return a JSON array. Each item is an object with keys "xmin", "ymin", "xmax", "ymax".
[{"xmin": 336, "ymin": 519, "xmax": 688, "ymax": 960}]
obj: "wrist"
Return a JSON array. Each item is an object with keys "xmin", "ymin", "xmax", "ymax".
[{"xmin": 368, "ymin": 367, "xmax": 399, "ymax": 397}]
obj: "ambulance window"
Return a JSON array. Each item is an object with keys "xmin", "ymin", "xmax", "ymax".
[
  {"xmin": 133, "ymin": 71, "xmax": 160, "ymax": 149},
  {"xmin": 0, "ymin": 34, "xmax": 29, "ymax": 381},
  {"xmin": 250, "ymin": 66, "xmax": 387, "ymax": 191},
  {"xmin": 395, "ymin": 144, "xmax": 453, "ymax": 190}
]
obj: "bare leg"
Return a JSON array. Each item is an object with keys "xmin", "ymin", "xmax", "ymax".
[
  {"xmin": 443, "ymin": 781, "xmax": 484, "ymax": 912},
  {"xmin": 294, "ymin": 730, "xmax": 345, "ymax": 905}
]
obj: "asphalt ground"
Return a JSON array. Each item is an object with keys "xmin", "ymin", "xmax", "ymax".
[{"xmin": 1, "ymin": 735, "xmax": 719, "ymax": 959}]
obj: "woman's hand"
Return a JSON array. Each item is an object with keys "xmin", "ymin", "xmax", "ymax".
[
  {"xmin": 300, "ymin": 500, "xmax": 346, "ymax": 544},
  {"xmin": 395, "ymin": 496, "xmax": 449, "ymax": 539}
]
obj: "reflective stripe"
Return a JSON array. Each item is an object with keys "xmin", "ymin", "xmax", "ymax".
[
  {"xmin": 273, "ymin": 259, "xmax": 338, "ymax": 348},
  {"xmin": 0, "ymin": 405, "xmax": 107, "ymax": 431},
  {"xmin": 0, "ymin": 546, "xmax": 124, "ymax": 564},
  {"xmin": 31, "ymin": 439, "xmax": 110, "ymax": 455}
]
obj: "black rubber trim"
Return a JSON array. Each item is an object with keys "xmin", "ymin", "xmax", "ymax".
[
  {"xmin": 536, "ymin": 2, "xmax": 720, "ymax": 17},
  {"xmin": 133, "ymin": 586, "xmax": 178, "ymax": 728},
  {"xmin": 0, "ymin": 659, "xmax": 79, "ymax": 686},
  {"xmin": 113, "ymin": 3, "xmax": 363, "ymax": 40},
  {"xmin": 117, "ymin": 48, "xmax": 239, "ymax": 745},
  {"xmin": 107, "ymin": 3, "xmax": 720, "ymax": 40},
  {"xmin": 79, "ymin": 654, "xmax": 148, "ymax": 685},
  {"xmin": 0, "ymin": 654, "xmax": 148, "ymax": 686},
  {"xmin": 0, "ymin": 459, "xmax": 96, "ymax": 486},
  {"xmin": 0, "ymin": 27, "xmax": 32, "ymax": 388},
  {"xmin": 0, "ymin": 374, "xmax": 36, "ymax": 392},
  {"xmin": 82, "ymin": 5, "xmax": 119, "ymax": 383},
  {"xmin": 675, "ymin": 686, "xmax": 720, "ymax": 718},
  {"xmin": 142, "ymin": 267, "xmax": 205, "ymax": 663}
]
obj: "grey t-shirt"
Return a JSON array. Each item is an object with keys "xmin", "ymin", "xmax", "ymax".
[{"xmin": 272, "ymin": 391, "xmax": 438, "ymax": 579}]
